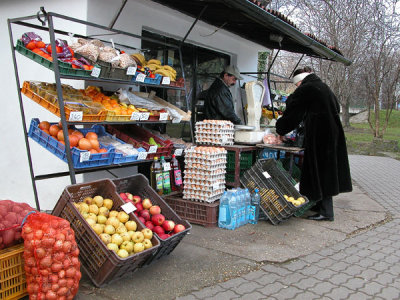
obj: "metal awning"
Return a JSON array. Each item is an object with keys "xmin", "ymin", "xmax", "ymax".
[{"xmin": 149, "ymin": 0, "xmax": 352, "ymax": 66}]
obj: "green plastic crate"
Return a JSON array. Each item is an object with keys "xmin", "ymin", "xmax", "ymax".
[{"xmin": 226, "ymin": 151, "xmax": 254, "ymax": 172}]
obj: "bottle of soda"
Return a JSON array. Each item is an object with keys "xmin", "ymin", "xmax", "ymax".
[
  {"xmin": 218, "ymin": 191, "xmax": 231, "ymax": 229},
  {"xmin": 249, "ymin": 189, "xmax": 261, "ymax": 224},
  {"xmin": 160, "ymin": 156, "xmax": 171, "ymax": 195},
  {"xmin": 170, "ymin": 155, "xmax": 183, "ymax": 192},
  {"xmin": 151, "ymin": 157, "xmax": 163, "ymax": 195}
]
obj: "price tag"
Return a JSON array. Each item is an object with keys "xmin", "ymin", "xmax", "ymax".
[
  {"xmin": 135, "ymin": 73, "xmax": 146, "ymax": 82},
  {"xmin": 212, "ymin": 183, "xmax": 219, "ymax": 191},
  {"xmin": 91, "ymin": 66, "xmax": 101, "ymax": 78},
  {"xmin": 174, "ymin": 148, "xmax": 183, "ymax": 156},
  {"xmin": 121, "ymin": 202, "xmax": 136, "ymax": 214},
  {"xmin": 148, "ymin": 145, "xmax": 157, "ymax": 154},
  {"xmin": 126, "ymin": 66, "xmax": 137, "ymax": 75},
  {"xmin": 159, "ymin": 112, "xmax": 169, "ymax": 121},
  {"xmin": 139, "ymin": 112, "xmax": 150, "ymax": 121},
  {"xmin": 130, "ymin": 112, "xmax": 140, "ymax": 121},
  {"xmin": 79, "ymin": 151, "xmax": 90, "ymax": 163},
  {"xmin": 69, "ymin": 111, "xmax": 83, "ymax": 121},
  {"xmin": 137, "ymin": 151, "xmax": 147, "ymax": 160},
  {"xmin": 294, "ymin": 182, "xmax": 300, "ymax": 191},
  {"xmin": 163, "ymin": 162, "xmax": 171, "ymax": 171},
  {"xmin": 262, "ymin": 171, "xmax": 271, "ymax": 179},
  {"xmin": 161, "ymin": 76, "xmax": 170, "ymax": 85}
]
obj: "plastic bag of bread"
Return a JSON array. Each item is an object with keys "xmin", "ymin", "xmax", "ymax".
[
  {"xmin": 119, "ymin": 53, "xmax": 137, "ymax": 69},
  {"xmin": 74, "ymin": 43, "xmax": 100, "ymax": 62}
]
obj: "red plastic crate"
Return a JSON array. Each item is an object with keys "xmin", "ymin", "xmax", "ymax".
[{"xmin": 106, "ymin": 124, "xmax": 173, "ymax": 159}]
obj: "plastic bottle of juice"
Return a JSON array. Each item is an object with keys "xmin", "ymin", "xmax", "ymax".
[
  {"xmin": 249, "ymin": 188, "xmax": 261, "ymax": 224},
  {"xmin": 218, "ymin": 191, "xmax": 230, "ymax": 229},
  {"xmin": 160, "ymin": 156, "xmax": 171, "ymax": 195},
  {"xmin": 170, "ymin": 155, "xmax": 183, "ymax": 192},
  {"xmin": 151, "ymin": 157, "xmax": 163, "ymax": 195}
]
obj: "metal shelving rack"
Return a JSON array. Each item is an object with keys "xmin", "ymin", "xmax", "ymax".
[{"xmin": 8, "ymin": 8, "xmax": 192, "ymax": 210}]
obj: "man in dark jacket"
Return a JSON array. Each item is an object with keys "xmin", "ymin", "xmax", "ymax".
[
  {"xmin": 276, "ymin": 67, "xmax": 352, "ymax": 221},
  {"xmin": 204, "ymin": 65, "xmax": 243, "ymax": 124}
]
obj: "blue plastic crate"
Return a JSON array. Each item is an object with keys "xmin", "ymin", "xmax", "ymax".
[
  {"xmin": 132, "ymin": 72, "xmax": 162, "ymax": 85},
  {"xmin": 28, "ymin": 119, "xmax": 115, "ymax": 168},
  {"xmin": 87, "ymin": 125, "xmax": 146, "ymax": 164},
  {"xmin": 259, "ymin": 149, "xmax": 286, "ymax": 159}
]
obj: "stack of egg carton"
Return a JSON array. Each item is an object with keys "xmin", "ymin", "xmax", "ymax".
[
  {"xmin": 183, "ymin": 146, "xmax": 227, "ymax": 202},
  {"xmin": 195, "ymin": 120, "xmax": 234, "ymax": 146}
]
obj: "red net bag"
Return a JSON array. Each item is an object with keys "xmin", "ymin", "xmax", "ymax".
[
  {"xmin": 0, "ymin": 199, "xmax": 35, "ymax": 250},
  {"xmin": 21, "ymin": 212, "xmax": 81, "ymax": 300}
]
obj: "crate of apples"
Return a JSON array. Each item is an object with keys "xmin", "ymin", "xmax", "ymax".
[{"xmin": 119, "ymin": 193, "xmax": 186, "ymax": 240}]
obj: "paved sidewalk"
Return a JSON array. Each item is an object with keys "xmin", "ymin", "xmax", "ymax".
[{"xmin": 177, "ymin": 155, "xmax": 400, "ymax": 300}]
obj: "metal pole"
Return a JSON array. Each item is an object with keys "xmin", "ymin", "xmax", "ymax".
[
  {"xmin": 109, "ymin": 0, "xmax": 128, "ymax": 29},
  {"xmin": 48, "ymin": 15, "xmax": 77, "ymax": 184},
  {"xmin": 7, "ymin": 20, "xmax": 41, "ymax": 211},
  {"xmin": 180, "ymin": 5, "xmax": 208, "ymax": 46},
  {"xmin": 289, "ymin": 54, "xmax": 305, "ymax": 78},
  {"xmin": 267, "ymin": 49, "xmax": 280, "ymax": 118}
]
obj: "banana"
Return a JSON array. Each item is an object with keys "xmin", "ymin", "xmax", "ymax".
[
  {"xmin": 131, "ymin": 53, "xmax": 146, "ymax": 66},
  {"xmin": 144, "ymin": 64, "xmax": 161, "ymax": 71},
  {"xmin": 154, "ymin": 69, "xmax": 176, "ymax": 80},
  {"xmin": 147, "ymin": 59, "xmax": 161, "ymax": 65},
  {"xmin": 163, "ymin": 65, "xmax": 177, "ymax": 74}
]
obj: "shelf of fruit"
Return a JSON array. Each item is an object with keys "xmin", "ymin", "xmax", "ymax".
[{"xmin": 16, "ymin": 32, "xmax": 185, "ymax": 89}]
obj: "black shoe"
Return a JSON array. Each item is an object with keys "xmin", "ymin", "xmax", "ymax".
[{"xmin": 307, "ymin": 214, "xmax": 334, "ymax": 221}]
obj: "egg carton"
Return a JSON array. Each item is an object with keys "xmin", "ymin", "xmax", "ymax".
[
  {"xmin": 185, "ymin": 157, "xmax": 227, "ymax": 164},
  {"xmin": 183, "ymin": 176, "xmax": 225, "ymax": 186},
  {"xmin": 183, "ymin": 182, "xmax": 225, "ymax": 191},
  {"xmin": 185, "ymin": 147, "xmax": 227, "ymax": 157},
  {"xmin": 183, "ymin": 187, "xmax": 225, "ymax": 196},
  {"xmin": 195, "ymin": 120, "xmax": 234, "ymax": 130},
  {"xmin": 185, "ymin": 162, "xmax": 226, "ymax": 169},
  {"xmin": 184, "ymin": 169, "xmax": 227, "ymax": 176},
  {"xmin": 184, "ymin": 173, "xmax": 226, "ymax": 181},
  {"xmin": 195, "ymin": 130, "xmax": 235, "ymax": 135},
  {"xmin": 196, "ymin": 140, "xmax": 235, "ymax": 146},
  {"xmin": 182, "ymin": 192, "xmax": 223, "ymax": 203}
]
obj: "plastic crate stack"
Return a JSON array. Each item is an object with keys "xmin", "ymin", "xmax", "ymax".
[
  {"xmin": 183, "ymin": 146, "xmax": 227, "ymax": 202},
  {"xmin": 195, "ymin": 120, "xmax": 234, "ymax": 146}
]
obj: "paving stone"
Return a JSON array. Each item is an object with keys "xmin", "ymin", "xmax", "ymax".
[
  {"xmin": 192, "ymin": 285, "xmax": 225, "ymax": 298},
  {"xmin": 329, "ymin": 261, "xmax": 351, "ymax": 272},
  {"xmin": 357, "ymin": 257, "xmax": 376, "ymax": 268},
  {"xmin": 302, "ymin": 253, "xmax": 325, "ymax": 264},
  {"xmin": 387, "ymin": 263, "xmax": 400, "ymax": 276},
  {"xmin": 291, "ymin": 276, "xmax": 321, "ymax": 290},
  {"xmin": 378, "ymin": 287, "xmax": 400, "ymax": 300},
  {"xmin": 343, "ymin": 247, "xmax": 360, "ymax": 255},
  {"xmin": 371, "ymin": 261, "xmax": 391, "ymax": 272},
  {"xmin": 346, "ymin": 291, "xmax": 373, "ymax": 300},
  {"xmin": 230, "ymin": 291, "xmax": 266, "ymax": 300},
  {"xmin": 257, "ymin": 282, "xmax": 287, "ymax": 296},
  {"xmin": 384, "ymin": 254, "xmax": 400, "ymax": 264},
  {"xmin": 254, "ymin": 273, "xmax": 280, "ymax": 285},
  {"xmin": 324, "ymin": 286, "xmax": 355, "ymax": 300},
  {"xmin": 342, "ymin": 277, "xmax": 367, "ymax": 290},
  {"xmin": 328, "ymin": 273, "xmax": 353, "ymax": 285},
  {"xmin": 373, "ymin": 273, "xmax": 397, "ymax": 285},
  {"xmin": 232, "ymin": 281, "xmax": 263, "ymax": 295},
  {"xmin": 261, "ymin": 264, "xmax": 292, "ymax": 276},
  {"xmin": 242, "ymin": 270, "xmax": 267, "ymax": 281},
  {"xmin": 344, "ymin": 255, "xmax": 362, "ymax": 264},
  {"xmin": 284, "ymin": 260, "xmax": 310, "ymax": 272},
  {"xmin": 309, "ymin": 281, "xmax": 336, "ymax": 296},
  {"xmin": 328, "ymin": 252, "xmax": 349, "ymax": 261},
  {"xmin": 368, "ymin": 252, "xmax": 387, "ymax": 261},
  {"xmin": 276, "ymin": 272, "xmax": 307, "ymax": 286},
  {"xmin": 358, "ymin": 268, "xmax": 381, "ymax": 280},
  {"xmin": 358, "ymin": 281, "xmax": 385, "ymax": 296},
  {"xmin": 206, "ymin": 290, "xmax": 239, "ymax": 300},
  {"xmin": 311, "ymin": 268, "xmax": 336, "ymax": 281},
  {"xmin": 342, "ymin": 265, "xmax": 364, "ymax": 276},
  {"xmin": 218, "ymin": 277, "xmax": 248, "ymax": 289},
  {"xmin": 315, "ymin": 257, "xmax": 337, "ymax": 268},
  {"xmin": 298, "ymin": 264, "xmax": 323, "ymax": 276},
  {"xmin": 270, "ymin": 285, "xmax": 302, "ymax": 299},
  {"xmin": 291, "ymin": 291, "xmax": 320, "ymax": 300}
]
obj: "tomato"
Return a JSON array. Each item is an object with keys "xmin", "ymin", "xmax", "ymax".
[
  {"xmin": 149, "ymin": 74, "xmax": 156, "ymax": 79},
  {"xmin": 26, "ymin": 41, "xmax": 36, "ymax": 50},
  {"xmin": 35, "ymin": 41, "xmax": 46, "ymax": 48}
]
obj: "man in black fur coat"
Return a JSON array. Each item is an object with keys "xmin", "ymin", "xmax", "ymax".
[{"xmin": 276, "ymin": 67, "xmax": 352, "ymax": 221}]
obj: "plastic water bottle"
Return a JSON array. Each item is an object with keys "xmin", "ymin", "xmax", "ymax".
[
  {"xmin": 239, "ymin": 189, "xmax": 246, "ymax": 226},
  {"xmin": 228, "ymin": 190, "xmax": 238, "ymax": 230},
  {"xmin": 218, "ymin": 191, "xmax": 231, "ymax": 229},
  {"xmin": 245, "ymin": 188, "xmax": 251, "ymax": 223},
  {"xmin": 249, "ymin": 189, "xmax": 261, "ymax": 224}
]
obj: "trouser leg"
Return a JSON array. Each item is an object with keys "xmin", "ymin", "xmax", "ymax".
[{"xmin": 318, "ymin": 196, "xmax": 333, "ymax": 218}]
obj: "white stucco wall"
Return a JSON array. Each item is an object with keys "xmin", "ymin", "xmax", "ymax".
[
  {"xmin": 0, "ymin": 0, "xmax": 88, "ymax": 210},
  {"xmin": 0, "ymin": 0, "xmax": 267, "ymax": 211}
]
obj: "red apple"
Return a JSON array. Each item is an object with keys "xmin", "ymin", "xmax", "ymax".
[
  {"xmin": 158, "ymin": 233, "xmax": 170, "ymax": 240},
  {"xmin": 142, "ymin": 198, "xmax": 152, "ymax": 209},
  {"xmin": 173, "ymin": 224, "xmax": 186, "ymax": 234},
  {"xmin": 162, "ymin": 220, "xmax": 175, "ymax": 232},
  {"xmin": 153, "ymin": 225, "xmax": 165, "ymax": 236},
  {"xmin": 138, "ymin": 216, "xmax": 145, "ymax": 224},
  {"xmin": 132, "ymin": 196, "xmax": 142, "ymax": 204},
  {"xmin": 125, "ymin": 192, "xmax": 134, "ymax": 201},
  {"xmin": 135, "ymin": 203, "xmax": 144, "ymax": 212},
  {"xmin": 145, "ymin": 221, "xmax": 154, "ymax": 230},
  {"xmin": 149, "ymin": 205, "xmax": 161, "ymax": 215},
  {"xmin": 119, "ymin": 193, "xmax": 128, "ymax": 201},
  {"xmin": 134, "ymin": 212, "xmax": 139, "ymax": 217},
  {"xmin": 151, "ymin": 214, "xmax": 165, "ymax": 226},
  {"xmin": 140, "ymin": 209, "xmax": 151, "ymax": 221}
]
